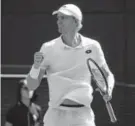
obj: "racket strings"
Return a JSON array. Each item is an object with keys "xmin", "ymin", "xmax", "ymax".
[{"xmin": 89, "ymin": 62, "xmax": 107, "ymax": 92}]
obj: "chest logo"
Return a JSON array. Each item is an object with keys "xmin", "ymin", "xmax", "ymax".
[{"xmin": 85, "ymin": 49, "xmax": 92, "ymax": 54}]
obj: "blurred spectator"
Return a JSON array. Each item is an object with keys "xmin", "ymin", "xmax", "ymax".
[{"xmin": 5, "ymin": 79, "xmax": 41, "ymax": 126}]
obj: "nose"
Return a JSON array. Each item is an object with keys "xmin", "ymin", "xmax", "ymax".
[
  {"xmin": 57, "ymin": 20, "xmax": 59, "ymax": 26},
  {"xmin": 57, "ymin": 18, "xmax": 62, "ymax": 26}
]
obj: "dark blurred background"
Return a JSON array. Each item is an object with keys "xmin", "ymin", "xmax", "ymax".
[{"xmin": 1, "ymin": 0, "xmax": 135, "ymax": 126}]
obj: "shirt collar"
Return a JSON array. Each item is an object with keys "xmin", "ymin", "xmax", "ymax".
[
  {"xmin": 60, "ymin": 33, "xmax": 83, "ymax": 49},
  {"xmin": 18, "ymin": 101, "xmax": 29, "ymax": 109}
]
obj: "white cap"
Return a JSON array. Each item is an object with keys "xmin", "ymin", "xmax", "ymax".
[{"xmin": 52, "ymin": 4, "xmax": 83, "ymax": 22}]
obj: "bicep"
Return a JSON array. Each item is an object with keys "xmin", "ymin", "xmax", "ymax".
[
  {"xmin": 100, "ymin": 63, "xmax": 115, "ymax": 89},
  {"xmin": 5, "ymin": 122, "xmax": 13, "ymax": 126},
  {"xmin": 100, "ymin": 62, "xmax": 114, "ymax": 83}
]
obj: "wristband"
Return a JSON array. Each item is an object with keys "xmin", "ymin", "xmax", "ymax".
[{"xmin": 29, "ymin": 65, "xmax": 40, "ymax": 79}]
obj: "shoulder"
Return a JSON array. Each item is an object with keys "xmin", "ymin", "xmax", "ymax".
[
  {"xmin": 41, "ymin": 37, "xmax": 61, "ymax": 49},
  {"xmin": 6, "ymin": 103, "xmax": 23, "ymax": 123},
  {"xmin": 6, "ymin": 104, "xmax": 18, "ymax": 119},
  {"xmin": 81, "ymin": 34, "xmax": 101, "ymax": 49},
  {"xmin": 40, "ymin": 37, "xmax": 61, "ymax": 53},
  {"xmin": 7, "ymin": 104, "xmax": 17, "ymax": 113}
]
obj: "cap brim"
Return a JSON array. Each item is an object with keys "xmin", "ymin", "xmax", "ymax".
[{"xmin": 52, "ymin": 9, "xmax": 73, "ymax": 16}]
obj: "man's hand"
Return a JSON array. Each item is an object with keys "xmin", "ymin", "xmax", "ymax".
[
  {"xmin": 103, "ymin": 94, "xmax": 112, "ymax": 102},
  {"xmin": 96, "ymin": 88, "xmax": 112, "ymax": 102},
  {"xmin": 34, "ymin": 52, "xmax": 44, "ymax": 69}
]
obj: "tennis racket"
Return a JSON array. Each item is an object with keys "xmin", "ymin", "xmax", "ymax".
[{"xmin": 87, "ymin": 58, "xmax": 117, "ymax": 123}]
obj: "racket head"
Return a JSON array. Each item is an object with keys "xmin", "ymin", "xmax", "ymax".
[
  {"xmin": 87, "ymin": 58, "xmax": 108, "ymax": 95},
  {"xmin": 87, "ymin": 58, "xmax": 117, "ymax": 123}
]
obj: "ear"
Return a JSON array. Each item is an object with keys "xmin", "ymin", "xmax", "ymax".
[{"xmin": 74, "ymin": 19, "xmax": 79, "ymax": 27}]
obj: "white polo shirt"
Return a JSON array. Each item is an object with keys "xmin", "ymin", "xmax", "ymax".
[{"xmin": 39, "ymin": 34, "xmax": 106, "ymax": 108}]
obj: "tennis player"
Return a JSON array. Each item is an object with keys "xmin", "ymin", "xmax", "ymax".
[{"xmin": 26, "ymin": 4, "xmax": 115, "ymax": 126}]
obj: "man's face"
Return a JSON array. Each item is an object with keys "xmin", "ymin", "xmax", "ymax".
[
  {"xmin": 56, "ymin": 13, "xmax": 77, "ymax": 34},
  {"xmin": 21, "ymin": 85, "xmax": 34, "ymax": 99}
]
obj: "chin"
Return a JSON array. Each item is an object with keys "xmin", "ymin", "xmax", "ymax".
[{"xmin": 58, "ymin": 29, "xmax": 62, "ymax": 34}]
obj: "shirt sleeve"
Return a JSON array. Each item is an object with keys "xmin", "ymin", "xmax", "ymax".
[
  {"xmin": 92, "ymin": 41, "xmax": 115, "ymax": 95},
  {"xmin": 92, "ymin": 41, "xmax": 106, "ymax": 67}
]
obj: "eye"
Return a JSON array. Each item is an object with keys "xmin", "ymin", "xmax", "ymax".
[
  {"xmin": 58, "ymin": 16, "xmax": 64, "ymax": 20},
  {"xmin": 61, "ymin": 16, "xmax": 65, "ymax": 20},
  {"xmin": 57, "ymin": 15, "xmax": 68, "ymax": 20},
  {"xmin": 22, "ymin": 86, "xmax": 28, "ymax": 90}
]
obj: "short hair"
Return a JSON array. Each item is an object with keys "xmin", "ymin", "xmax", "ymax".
[{"xmin": 16, "ymin": 79, "xmax": 38, "ymax": 103}]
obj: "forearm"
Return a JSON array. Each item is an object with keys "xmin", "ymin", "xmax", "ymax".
[
  {"xmin": 26, "ymin": 74, "xmax": 40, "ymax": 90},
  {"xmin": 107, "ymin": 72, "xmax": 115, "ymax": 96},
  {"xmin": 100, "ymin": 63, "xmax": 115, "ymax": 96},
  {"xmin": 26, "ymin": 65, "xmax": 45, "ymax": 90}
]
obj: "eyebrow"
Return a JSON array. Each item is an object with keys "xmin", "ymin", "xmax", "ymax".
[{"xmin": 22, "ymin": 86, "xmax": 28, "ymax": 90}]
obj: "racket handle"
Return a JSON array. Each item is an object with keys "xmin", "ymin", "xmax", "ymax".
[{"xmin": 105, "ymin": 101, "xmax": 117, "ymax": 123}]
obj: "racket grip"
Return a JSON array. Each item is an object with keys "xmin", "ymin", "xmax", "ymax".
[{"xmin": 105, "ymin": 101, "xmax": 117, "ymax": 123}]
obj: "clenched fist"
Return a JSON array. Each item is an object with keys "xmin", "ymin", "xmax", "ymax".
[{"xmin": 33, "ymin": 52, "xmax": 44, "ymax": 69}]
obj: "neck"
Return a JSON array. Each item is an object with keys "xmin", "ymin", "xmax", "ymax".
[
  {"xmin": 21, "ymin": 98, "xmax": 30, "ymax": 107},
  {"xmin": 62, "ymin": 32, "xmax": 80, "ymax": 47}
]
